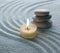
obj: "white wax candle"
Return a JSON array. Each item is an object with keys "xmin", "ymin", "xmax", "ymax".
[{"xmin": 20, "ymin": 18, "xmax": 37, "ymax": 38}]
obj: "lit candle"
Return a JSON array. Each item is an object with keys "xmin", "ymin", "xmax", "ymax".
[{"xmin": 20, "ymin": 18, "xmax": 37, "ymax": 38}]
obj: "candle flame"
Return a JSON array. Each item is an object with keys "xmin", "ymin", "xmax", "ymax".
[
  {"xmin": 26, "ymin": 18, "xmax": 30, "ymax": 30},
  {"xmin": 26, "ymin": 18, "xmax": 29, "ymax": 27}
]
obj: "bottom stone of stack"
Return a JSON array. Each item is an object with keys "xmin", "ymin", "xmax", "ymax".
[{"xmin": 33, "ymin": 21, "xmax": 52, "ymax": 29}]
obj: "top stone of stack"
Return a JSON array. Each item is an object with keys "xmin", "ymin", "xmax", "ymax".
[{"xmin": 35, "ymin": 9, "xmax": 49, "ymax": 16}]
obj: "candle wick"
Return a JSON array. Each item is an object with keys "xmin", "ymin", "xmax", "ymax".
[{"xmin": 26, "ymin": 27, "xmax": 29, "ymax": 30}]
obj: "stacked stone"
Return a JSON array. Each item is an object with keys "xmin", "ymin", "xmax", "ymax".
[{"xmin": 33, "ymin": 9, "xmax": 52, "ymax": 29}]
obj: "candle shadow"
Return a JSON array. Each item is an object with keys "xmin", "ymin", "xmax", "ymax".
[{"xmin": 37, "ymin": 28, "xmax": 50, "ymax": 37}]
